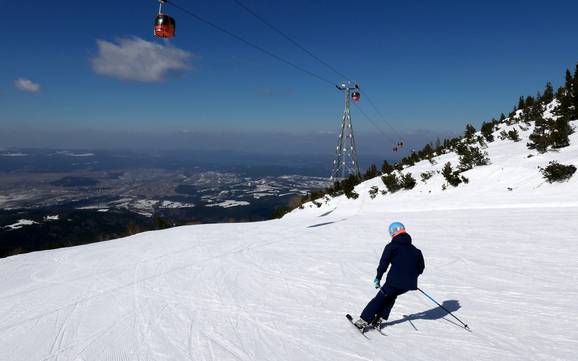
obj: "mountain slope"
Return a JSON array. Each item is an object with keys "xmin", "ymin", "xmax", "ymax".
[{"xmin": 1, "ymin": 121, "xmax": 578, "ymax": 361}]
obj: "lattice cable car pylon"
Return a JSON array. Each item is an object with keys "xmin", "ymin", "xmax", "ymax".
[{"xmin": 331, "ymin": 82, "xmax": 361, "ymax": 180}]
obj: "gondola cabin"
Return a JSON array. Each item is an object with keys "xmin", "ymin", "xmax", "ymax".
[
  {"xmin": 351, "ymin": 91, "xmax": 361, "ymax": 102},
  {"xmin": 154, "ymin": 14, "xmax": 176, "ymax": 38}
]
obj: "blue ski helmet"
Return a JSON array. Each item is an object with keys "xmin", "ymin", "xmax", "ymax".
[{"xmin": 388, "ymin": 222, "xmax": 406, "ymax": 237}]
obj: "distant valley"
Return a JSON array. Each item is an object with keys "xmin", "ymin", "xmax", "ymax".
[{"xmin": 0, "ymin": 149, "xmax": 340, "ymax": 257}]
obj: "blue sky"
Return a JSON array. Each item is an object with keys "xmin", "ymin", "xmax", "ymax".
[{"xmin": 1, "ymin": 0, "xmax": 577, "ymax": 152}]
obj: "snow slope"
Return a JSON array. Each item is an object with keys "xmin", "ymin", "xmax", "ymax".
[{"xmin": 1, "ymin": 122, "xmax": 578, "ymax": 361}]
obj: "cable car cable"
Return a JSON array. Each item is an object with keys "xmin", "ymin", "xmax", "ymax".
[
  {"xmin": 165, "ymin": 0, "xmax": 336, "ymax": 86},
  {"xmin": 363, "ymin": 91, "xmax": 402, "ymax": 136},
  {"xmin": 164, "ymin": 1, "xmax": 408, "ymax": 154},
  {"xmin": 231, "ymin": 0, "xmax": 351, "ymax": 82},
  {"xmin": 353, "ymin": 103, "xmax": 398, "ymax": 145},
  {"xmin": 229, "ymin": 0, "xmax": 407, "ymax": 145}
]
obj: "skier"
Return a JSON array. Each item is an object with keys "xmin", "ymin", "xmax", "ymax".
[{"xmin": 353, "ymin": 222, "xmax": 425, "ymax": 330}]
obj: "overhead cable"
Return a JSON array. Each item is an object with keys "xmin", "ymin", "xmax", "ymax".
[{"xmin": 166, "ymin": 0, "xmax": 336, "ymax": 86}]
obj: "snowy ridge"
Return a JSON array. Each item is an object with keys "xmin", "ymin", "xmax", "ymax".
[
  {"xmin": 290, "ymin": 118, "xmax": 578, "ymax": 216},
  {"xmin": 0, "ymin": 118, "xmax": 578, "ymax": 360}
]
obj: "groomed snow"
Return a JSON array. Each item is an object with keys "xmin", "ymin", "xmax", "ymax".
[{"xmin": 0, "ymin": 120, "xmax": 577, "ymax": 360}]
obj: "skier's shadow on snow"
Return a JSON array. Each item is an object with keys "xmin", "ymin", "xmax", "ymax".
[
  {"xmin": 307, "ymin": 218, "xmax": 347, "ymax": 228},
  {"xmin": 308, "ymin": 221, "xmax": 336, "ymax": 228},
  {"xmin": 384, "ymin": 300, "xmax": 462, "ymax": 330}
]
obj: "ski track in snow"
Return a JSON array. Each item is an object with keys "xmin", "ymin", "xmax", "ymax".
[{"xmin": 1, "ymin": 121, "xmax": 578, "ymax": 360}]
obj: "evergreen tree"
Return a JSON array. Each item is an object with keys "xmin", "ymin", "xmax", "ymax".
[
  {"xmin": 363, "ymin": 164, "xmax": 379, "ymax": 180},
  {"xmin": 499, "ymin": 113, "xmax": 506, "ymax": 122},
  {"xmin": 542, "ymin": 81, "xmax": 554, "ymax": 104},
  {"xmin": 441, "ymin": 162, "xmax": 462, "ymax": 187},
  {"xmin": 555, "ymin": 86, "xmax": 565, "ymax": 99},
  {"xmin": 507, "ymin": 128, "xmax": 520, "ymax": 142},
  {"xmin": 556, "ymin": 69, "xmax": 574, "ymax": 120},
  {"xmin": 480, "ymin": 121, "xmax": 495, "ymax": 142},
  {"xmin": 540, "ymin": 161, "xmax": 577, "ymax": 183},
  {"xmin": 418, "ymin": 143, "xmax": 434, "ymax": 159},
  {"xmin": 573, "ymin": 62, "xmax": 578, "ymax": 119},
  {"xmin": 456, "ymin": 143, "xmax": 490, "ymax": 171},
  {"xmin": 381, "ymin": 173, "xmax": 401, "ymax": 193},
  {"xmin": 341, "ymin": 174, "xmax": 360, "ymax": 199},
  {"xmin": 464, "ymin": 123, "xmax": 476, "ymax": 141},
  {"xmin": 550, "ymin": 117, "xmax": 573, "ymax": 149},
  {"xmin": 400, "ymin": 173, "xmax": 417, "ymax": 190},
  {"xmin": 518, "ymin": 96, "xmax": 525, "ymax": 110},
  {"xmin": 527, "ymin": 103, "xmax": 551, "ymax": 152},
  {"xmin": 381, "ymin": 160, "xmax": 394, "ymax": 174}
]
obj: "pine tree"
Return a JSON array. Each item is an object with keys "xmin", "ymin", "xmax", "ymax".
[
  {"xmin": 550, "ymin": 117, "xmax": 572, "ymax": 148},
  {"xmin": 556, "ymin": 69, "xmax": 574, "ymax": 119},
  {"xmin": 464, "ymin": 124, "xmax": 476, "ymax": 141},
  {"xmin": 442, "ymin": 162, "xmax": 462, "ymax": 187},
  {"xmin": 381, "ymin": 173, "xmax": 401, "ymax": 193},
  {"xmin": 400, "ymin": 173, "xmax": 417, "ymax": 190},
  {"xmin": 507, "ymin": 128, "xmax": 520, "ymax": 142},
  {"xmin": 518, "ymin": 96, "xmax": 525, "ymax": 110},
  {"xmin": 481, "ymin": 121, "xmax": 495, "ymax": 142},
  {"xmin": 419, "ymin": 143, "xmax": 434, "ymax": 159},
  {"xmin": 542, "ymin": 81, "xmax": 554, "ymax": 104},
  {"xmin": 381, "ymin": 160, "xmax": 394, "ymax": 174},
  {"xmin": 527, "ymin": 103, "xmax": 550, "ymax": 152},
  {"xmin": 363, "ymin": 164, "xmax": 379, "ymax": 180},
  {"xmin": 573, "ymin": 62, "xmax": 578, "ymax": 119}
]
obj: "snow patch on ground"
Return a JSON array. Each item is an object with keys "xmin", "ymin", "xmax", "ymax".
[
  {"xmin": 55, "ymin": 151, "xmax": 95, "ymax": 157},
  {"xmin": 0, "ymin": 152, "xmax": 28, "ymax": 157},
  {"xmin": 3, "ymin": 219, "xmax": 38, "ymax": 230},
  {"xmin": 158, "ymin": 200, "xmax": 195, "ymax": 209},
  {"xmin": 205, "ymin": 200, "xmax": 250, "ymax": 208}
]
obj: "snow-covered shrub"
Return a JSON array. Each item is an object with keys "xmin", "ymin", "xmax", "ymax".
[
  {"xmin": 420, "ymin": 171, "xmax": 434, "ymax": 183},
  {"xmin": 540, "ymin": 161, "xmax": 577, "ymax": 183},
  {"xmin": 368, "ymin": 186, "xmax": 379, "ymax": 199}
]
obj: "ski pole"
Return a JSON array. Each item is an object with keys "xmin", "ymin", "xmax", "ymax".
[{"xmin": 417, "ymin": 287, "xmax": 470, "ymax": 330}]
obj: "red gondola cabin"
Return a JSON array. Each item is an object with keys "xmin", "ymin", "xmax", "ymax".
[
  {"xmin": 351, "ymin": 91, "xmax": 361, "ymax": 102},
  {"xmin": 154, "ymin": 14, "xmax": 176, "ymax": 38}
]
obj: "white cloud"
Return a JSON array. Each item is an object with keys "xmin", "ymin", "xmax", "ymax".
[
  {"xmin": 91, "ymin": 37, "xmax": 194, "ymax": 82},
  {"xmin": 14, "ymin": 78, "xmax": 41, "ymax": 92}
]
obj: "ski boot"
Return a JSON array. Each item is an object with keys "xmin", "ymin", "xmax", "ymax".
[
  {"xmin": 371, "ymin": 317, "xmax": 385, "ymax": 330},
  {"xmin": 353, "ymin": 318, "xmax": 368, "ymax": 331}
]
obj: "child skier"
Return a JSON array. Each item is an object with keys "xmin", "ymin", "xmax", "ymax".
[{"xmin": 354, "ymin": 222, "xmax": 425, "ymax": 330}]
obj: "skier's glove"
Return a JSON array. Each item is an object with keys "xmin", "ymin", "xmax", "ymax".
[{"xmin": 373, "ymin": 277, "xmax": 381, "ymax": 289}]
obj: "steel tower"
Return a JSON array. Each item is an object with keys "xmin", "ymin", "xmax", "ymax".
[{"xmin": 331, "ymin": 82, "xmax": 360, "ymax": 180}]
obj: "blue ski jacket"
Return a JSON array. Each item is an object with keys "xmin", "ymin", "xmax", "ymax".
[{"xmin": 376, "ymin": 232, "xmax": 425, "ymax": 291}]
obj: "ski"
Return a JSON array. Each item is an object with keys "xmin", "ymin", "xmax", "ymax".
[
  {"xmin": 375, "ymin": 322, "xmax": 387, "ymax": 336},
  {"xmin": 345, "ymin": 314, "xmax": 370, "ymax": 338}
]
